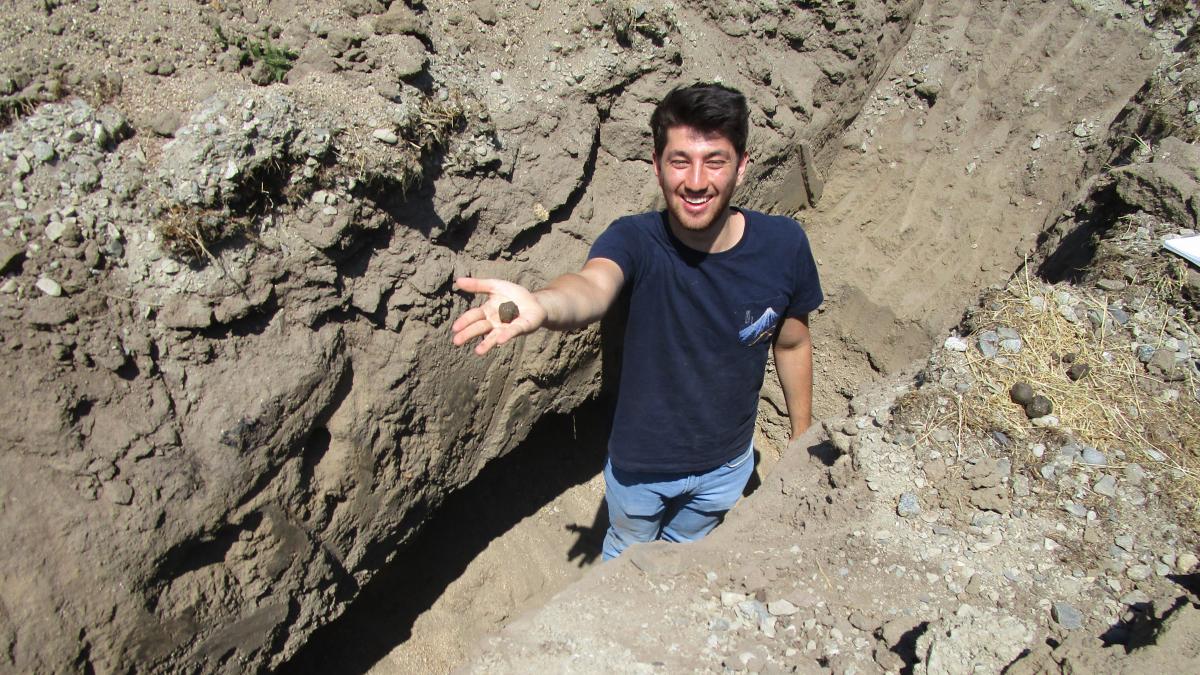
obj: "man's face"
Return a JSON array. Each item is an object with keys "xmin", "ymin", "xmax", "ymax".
[{"xmin": 654, "ymin": 125, "xmax": 748, "ymax": 233}]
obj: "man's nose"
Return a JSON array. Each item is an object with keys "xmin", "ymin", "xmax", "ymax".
[{"xmin": 684, "ymin": 162, "xmax": 705, "ymax": 190}]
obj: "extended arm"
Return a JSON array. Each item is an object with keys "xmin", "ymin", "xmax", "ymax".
[
  {"xmin": 451, "ymin": 258, "xmax": 624, "ymax": 355},
  {"xmin": 773, "ymin": 314, "xmax": 814, "ymax": 442}
]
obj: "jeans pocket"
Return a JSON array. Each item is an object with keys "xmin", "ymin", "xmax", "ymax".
[
  {"xmin": 606, "ymin": 462, "xmax": 668, "ymax": 518},
  {"xmin": 723, "ymin": 443, "xmax": 754, "ymax": 469}
]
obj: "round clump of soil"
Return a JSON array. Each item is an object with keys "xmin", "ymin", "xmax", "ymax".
[
  {"xmin": 498, "ymin": 301, "xmax": 519, "ymax": 323},
  {"xmin": 1024, "ymin": 395, "xmax": 1053, "ymax": 419},
  {"xmin": 1066, "ymin": 363, "xmax": 1089, "ymax": 381},
  {"xmin": 1010, "ymin": 381, "xmax": 1035, "ymax": 405}
]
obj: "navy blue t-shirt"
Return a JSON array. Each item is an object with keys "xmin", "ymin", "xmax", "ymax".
[{"xmin": 589, "ymin": 207, "xmax": 823, "ymax": 473}]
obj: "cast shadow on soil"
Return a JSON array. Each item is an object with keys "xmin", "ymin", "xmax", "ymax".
[
  {"xmin": 806, "ymin": 439, "xmax": 841, "ymax": 466},
  {"xmin": 1098, "ymin": 574, "xmax": 1200, "ymax": 650},
  {"xmin": 277, "ymin": 396, "xmax": 612, "ymax": 675}
]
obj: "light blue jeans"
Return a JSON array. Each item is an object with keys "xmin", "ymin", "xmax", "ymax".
[{"xmin": 602, "ymin": 443, "xmax": 755, "ymax": 560}]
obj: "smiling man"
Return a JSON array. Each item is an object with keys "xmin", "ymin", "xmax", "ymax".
[{"xmin": 451, "ymin": 83, "xmax": 823, "ymax": 560}]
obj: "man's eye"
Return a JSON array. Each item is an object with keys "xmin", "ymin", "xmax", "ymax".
[
  {"xmin": 706, "ymin": 160, "xmax": 727, "ymax": 169},
  {"xmin": 671, "ymin": 160, "xmax": 689, "ymax": 168}
]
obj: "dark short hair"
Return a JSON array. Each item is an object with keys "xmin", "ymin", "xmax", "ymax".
[{"xmin": 650, "ymin": 82, "xmax": 749, "ymax": 159}]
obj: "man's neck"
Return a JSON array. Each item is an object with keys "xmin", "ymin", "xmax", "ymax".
[{"xmin": 667, "ymin": 208, "xmax": 745, "ymax": 254}]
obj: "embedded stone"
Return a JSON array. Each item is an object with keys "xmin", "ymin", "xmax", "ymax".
[
  {"xmin": 1066, "ymin": 363, "xmax": 1090, "ymax": 381},
  {"xmin": 1010, "ymin": 382, "xmax": 1035, "ymax": 405},
  {"xmin": 1024, "ymin": 395, "xmax": 1052, "ymax": 418},
  {"xmin": 35, "ymin": 277, "xmax": 62, "ymax": 297},
  {"xmin": 1052, "ymin": 602, "xmax": 1083, "ymax": 630}
]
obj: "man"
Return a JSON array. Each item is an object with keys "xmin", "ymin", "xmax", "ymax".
[{"xmin": 451, "ymin": 82, "xmax": 822, "ymax": 560}]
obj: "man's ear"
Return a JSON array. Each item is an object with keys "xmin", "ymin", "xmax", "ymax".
[
  {"xmin": 736, "ymin": 152, "xmax": 749, "ymax": 185},
  {"xmin": 652, "ymin": 152, "xmax": 661, "ymax": 178}
]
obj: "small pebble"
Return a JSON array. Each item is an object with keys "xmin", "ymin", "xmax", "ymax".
[
  {"xmin": 721, "ymin": 592, "xmax": 746, "ymax": 607},
  {"xmin": 31, "ymin": 141, "xmax": 56, "ymax": 163},
  {"xmin": 767, "ymin": 600, "xmax": 799, "ymax": 616},
  {"xmin": 498, "ymin": 301, "xmax": 519, "ymax": 323},
  {"xmin": 1121, "ymin": 590, "xmax": 1151, "ymax": 606},
  {"xmin": 35, "ymin": 277, "xmax": 62, "ymax": 297},
  {"xmin": 1124, "ymin": 463, "xmax": 1146, "ymax": 484},
  {"xmin": 372, "ymin": 128, "xmax": 399, "ymax": 144},
  {"xmin": 944, "ymin": 336, "xmax": 968, "ymax": 352},
  {"xmin": 1052, "ymin": 601, "xmax": 1084, "ymax": 630},
  {"xmin": 1126, "ymin": 564, "xmax": 1152, "ymax": 581},
  {"xmin": 897, "ymin": 492, "xmax": 920, "ymax": 518},
  {"xmin": 45, "ymin": 221, "xmax": 67, "ymax": 241},
  {"xmin": 977, "ymin": 330, "xmax": 1000, "ymax": 358},
  {"xmin": 1093, "ymin": 475, "xmax": 1117, "ymax": 497},
  {"xmin": 1066, "ymin": 363, "xmax": 1090, "ymax": 381}
]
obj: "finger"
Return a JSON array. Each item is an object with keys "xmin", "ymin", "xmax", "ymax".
[
  {"xmin": 475, "ymin": 323, "xmax": 521, "ymax": 354},
  {"xmin": 492, "ymin": 323, "xmax": 522, "ymax": 346},
  {"xmin": 451, "ymin": 306, "xmax": 487, "ymax": 333},
  {"xmin": 452, "ymin": 319, "xmax": 495, "ymax": 346},
  {"xmin": 454, "ymin": 277, "xmax": 495, "ymax": 295},
  {"xmin": 474, "ymin": 331, "xmax": 500, "ymax": 355}
]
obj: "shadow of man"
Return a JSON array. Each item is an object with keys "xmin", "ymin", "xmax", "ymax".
[{"xmin": 565, "ymin": 501, "xmax": 608, "ymax": 567}]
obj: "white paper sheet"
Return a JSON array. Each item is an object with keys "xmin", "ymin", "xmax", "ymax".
[{"xmin": 1163, "ymin": 235, "xmax": 1200, "ymax": 268}]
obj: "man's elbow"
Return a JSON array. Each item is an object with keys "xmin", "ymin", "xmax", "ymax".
[{"xmin": 773, "ymin": 335, "xmax": 812, "ymax": 354}]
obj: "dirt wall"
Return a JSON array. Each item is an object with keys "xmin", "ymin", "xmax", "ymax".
[{"xmin": 0, "ymin": 0, "xmax": 922, "ymax": 671}]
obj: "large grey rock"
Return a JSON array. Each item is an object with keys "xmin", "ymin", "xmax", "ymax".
[{"xmin": 1111, "ymin": 137, "xmax": 1200, "ymax": 227}]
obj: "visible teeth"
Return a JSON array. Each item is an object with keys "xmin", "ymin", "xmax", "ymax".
[{"xmin": 684, "ymin": 196, "xmax": 709, "ymax": 204}]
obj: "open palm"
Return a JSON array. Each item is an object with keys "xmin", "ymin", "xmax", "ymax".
[{"xmin": 451, "ymin": 277, "xmax": 547, "ymax": 355}]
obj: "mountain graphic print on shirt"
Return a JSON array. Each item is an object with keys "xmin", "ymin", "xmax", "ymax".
[{"xmin": 738, "ymin": 306, "xmax": 780, "ymax": 346}]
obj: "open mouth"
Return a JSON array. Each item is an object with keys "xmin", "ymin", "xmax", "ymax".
[{"xmin": 681, "ymin": 194, "xmax": 713, "ymax": 210}]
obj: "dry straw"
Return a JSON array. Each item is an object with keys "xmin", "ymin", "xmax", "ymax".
[{"xmin": 961, "ymin": 268, "xmax": 1199, "ymax": 515}]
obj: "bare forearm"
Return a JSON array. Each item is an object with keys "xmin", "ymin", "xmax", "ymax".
[
  {"xmin": 534, "ymin": 261, "xmax": 623, "ymax": 330},
  {"xmin": 774, "ymin": 343, "xmax": 814, "ymax": 440},
  {"xmin": 535, "ymin": 276, "xmax": 605, "ymax": 329}
]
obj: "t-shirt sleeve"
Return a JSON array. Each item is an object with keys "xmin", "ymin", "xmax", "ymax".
[
  {"xmin": 588, "ymin": 217, "xmax": 640, "ymax": 282},
  {"xmin": 786, "ymin": 225, "xmax": 824, "ymax": 317}
]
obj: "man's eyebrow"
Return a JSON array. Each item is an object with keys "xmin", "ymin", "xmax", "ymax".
[{"xmin": 665, "ymin": 148, "xmax": 732, "ymax": 159}]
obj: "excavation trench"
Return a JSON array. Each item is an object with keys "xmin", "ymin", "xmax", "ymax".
[
  {"xmin": 279, "ymin": 2, "xmax": 1162, "ymax": 671},
  {"xmin": 280, "ymin": 396, "xmax": 616, "ymax": 674},
  {"xmin": 280, "ymin": 388, "xmax": 783, "ymax": 675}
]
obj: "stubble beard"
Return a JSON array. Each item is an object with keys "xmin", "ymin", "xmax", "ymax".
[{"xmin": 664, "ymin": 187, "xmax": 736, "ymax": 235}]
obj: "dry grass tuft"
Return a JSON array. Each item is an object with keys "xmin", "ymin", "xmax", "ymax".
[
  {"xmin": 403, "ymin": 96, "xmax": 468, "ymax": 154},
  {"xmin": 0, "ymin": 96, "xmax": 40, "ymax": 129},
  {"xmin": 961, "ymin": 268, "xmax": 1200, "ymax": 514},
  {"xmin": 155, "ymin": 205, "xmax": 246, "ymax": 262}
]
